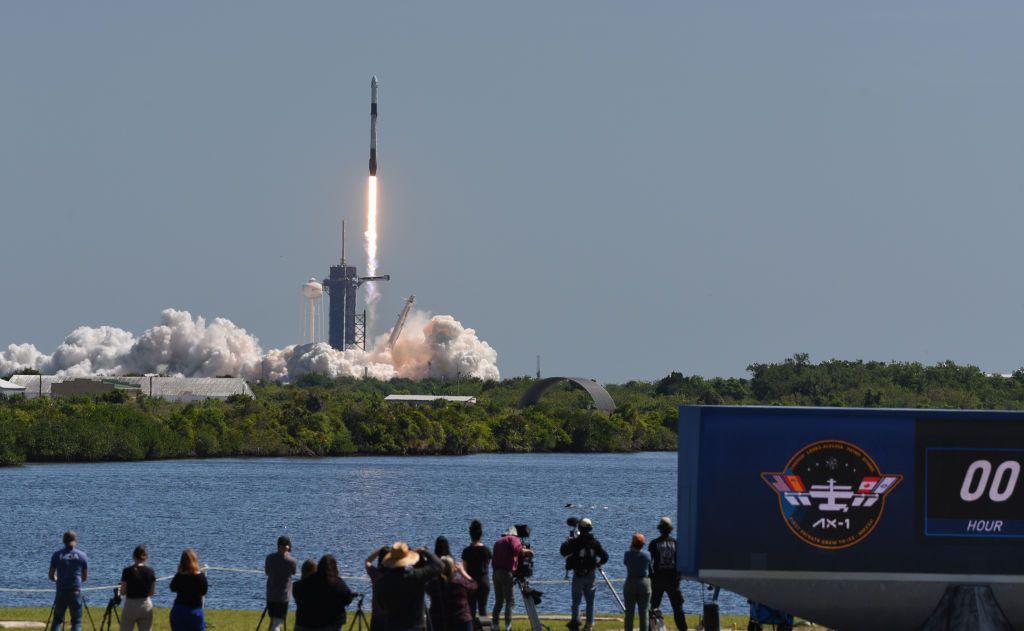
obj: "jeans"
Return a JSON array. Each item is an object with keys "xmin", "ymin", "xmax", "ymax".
[
  {"xmin": 650, "ymin": 575, "xmax": 686, "ymax": 631},
  {"xmin": 120, "ymin": 597, "xmax": 154, "ymax": 631},
  {"xmin": 169, "ymin": 605, "xmax": 206, "ymax": 631},
  {"xmin": 623, "ymin": 578, "xmax": 651, "ymax": 631},
  {"xmin": 570, "ymin": 572, "xmax": 596, "ymax": 628},
  {"xmin": 491, "ymin": 570, "xmax": 515, "ymax": 629},
  {"xmin": 51, "ymin": 591, "xmax": 83, "ymax": 631}
]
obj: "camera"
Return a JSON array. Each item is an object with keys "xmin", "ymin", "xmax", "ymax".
[
  {"xmin": 110, "ymin": 588, "xmax": 122, "ymax": 607},
  {"xmin": 511, "ymin": 524, "xmax": 535, "ymax": 580},
  {"xmin": 566, "ymin": 517, "xmax": 580, "ymax": 539}
]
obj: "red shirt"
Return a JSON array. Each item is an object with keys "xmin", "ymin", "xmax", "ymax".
[{"xmin": 491, "ymin": 535, "xmax": 522, "ymax": 573}]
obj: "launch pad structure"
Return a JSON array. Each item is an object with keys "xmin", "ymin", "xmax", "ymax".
[{"xmin": 324, "ymin": 220, "xmax": 389, "ymax": 351}]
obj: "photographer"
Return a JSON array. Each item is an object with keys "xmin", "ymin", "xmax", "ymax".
[
  {"xmin": 559, "ymin": 518, "xmax": 608, "ymax": 631},
  {"xmin": 292, "ymin": 555, "xmax": 354, "ymax": 631},
  {"xmin": 265, "ymin": 536, "xmax": 298, "ymax": 631},
  {"xmin": 648, "ymin": 517, "xmax": 686, "ymax": 631},
  {"xmin": 491, "ymin": 527, "xmax": 528, "ymax": 631},
  {"xmin": 119, "ymin": 545, "xmax": 156, "ymax": 631},
  {"xmin": 370, "ymin": 542, "xmax": 442, "ymax": 631},
  {"xmin": 48, "ymin": 531, "xmax": 89, "ymax": 631}
]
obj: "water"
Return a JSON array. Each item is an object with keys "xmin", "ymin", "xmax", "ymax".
[{"xmin": 0, "ymin": 453, "xmax": 745, "ymax": 615}]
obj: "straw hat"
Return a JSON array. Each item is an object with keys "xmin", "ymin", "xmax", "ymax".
[{"xmin": 381, "ymin": 542, "xmax": 420, "ymax": 568}]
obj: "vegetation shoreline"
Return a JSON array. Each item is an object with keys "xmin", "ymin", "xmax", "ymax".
[{"xmin": 5, "ymin": 354, "xmax": 1024, "ymax": 466}]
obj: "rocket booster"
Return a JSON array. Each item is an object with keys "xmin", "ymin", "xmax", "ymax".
[{"xmin": 369, "ymin": 76, "xmax": 378, "ymax": 176}]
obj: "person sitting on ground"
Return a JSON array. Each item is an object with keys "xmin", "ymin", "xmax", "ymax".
[
  {"xmin": 560, "ymin": 518, "xmax": 609, "ymax": 631},
  {"xmin": 292, "ymin": 554, "xmax": 354, "ymax": 631},
  {"xmin": 169, "ymin": 549, "xmax": 208, "ymax": 631},
  {"xmin": 48, "ymin": 530, "xmax": 88, "ymax": 631},
  {"xmin": 622, "ymin": 533, "xmax": 652, "ymax": 631},
  {"xmin": 119, "ymin": 545, "xmax": 156, "ymax": 631},
  {"xmin": 460, "ymin": 520, "xmax": 492, "ymax": 620},
  {"xmin": 265, "ymin": 536, "xmax": 298, "ymax": 631},
  {"xmin": 648, "ymin": 517, "xmax": 686, "ymax": 631},
  {"xmin": 491, "ymin": 527, "xmax": 530, "ymax": 631},
  {"xmin": 371, "ymin": 542, "xmax": 443, "ymax": 631},
  {"xmin": 426, "ymin": 556, "xmax": 478, "ymax": 631}
]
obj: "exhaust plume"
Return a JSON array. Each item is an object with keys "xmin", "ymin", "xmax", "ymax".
[
  {"xmin": 1, "ymin": 308, "xmax": 500, "ymax": 382},
  {"xmin": 364, "ymin": 175, "xmax": 380, "ymax": 325}
]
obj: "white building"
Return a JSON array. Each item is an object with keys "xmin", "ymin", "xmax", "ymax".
[
  {"xmin": 6, "ymin": 375, "xmax": 254, "ymax": 401},
  {"xmin": 384, "ymin": 394, "xmax": 477, "ymax": 406},
  {"xmin": 0, "ymin": 378, "xmax": 26, "ymax": 397}
]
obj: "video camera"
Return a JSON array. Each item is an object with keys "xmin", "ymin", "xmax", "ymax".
[
  {"xmin": 512, "ymin": 525, "xmax": 534, "ymax": 580},
  {"xmin": 109, "ymin": 588, "xmax": 121, "ymax": 608},
  {"xmin": 566, "ymin": 517, "xmax": 581, "ymax": 539}
]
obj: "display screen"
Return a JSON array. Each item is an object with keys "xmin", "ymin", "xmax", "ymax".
[{"xmin": 917, "ymin": 418, "xmax": 1024, "ymax": 539}]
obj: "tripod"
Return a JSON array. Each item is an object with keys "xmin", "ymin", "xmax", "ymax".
[
  {"xmin": 98, "ymin": 591, "xmax": 122, "ymax": 631},
  {"xmin": 348, "ymin": 595, "xmax": 370, "ymax": 631},
  {"xmin": 255, "ymin": 605, "xmax": 289, "ymax": 631}
]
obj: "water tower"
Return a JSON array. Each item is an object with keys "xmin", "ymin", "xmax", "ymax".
[{"xmin": 302, "ymin": 277, "xmax": 324, "ymax": 344}]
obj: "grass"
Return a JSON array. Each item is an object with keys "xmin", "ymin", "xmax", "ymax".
[{"xmin": 0, "ymin": 606, "xmax": 781, "ymax": 631}]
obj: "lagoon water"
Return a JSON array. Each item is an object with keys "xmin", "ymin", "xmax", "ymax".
[{"xmin": 0, "ymin": 453, "xmax": 746, "ymax": 615}]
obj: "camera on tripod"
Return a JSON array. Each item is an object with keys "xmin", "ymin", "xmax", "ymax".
[{"xmin": 109, "ymin": 588, "xmax": 122, "ymax": 608}]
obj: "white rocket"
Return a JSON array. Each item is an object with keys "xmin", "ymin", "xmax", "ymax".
[{"xmin": 369, "ymin": 76, "xmax": 379, "ymax": 176}]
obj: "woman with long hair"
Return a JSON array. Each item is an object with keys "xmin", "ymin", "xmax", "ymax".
[
  {"xmin": 427, "ymin": 556, "xmax": 477, "ymax": 631},
  {"xmin": 292, "ymin": 554, "xmax": 354, "ymax": 631},
  {"xmin": 169, "ymin": 549, "xmax": 208, "ymax": 631},
  {"xmin": 119, "ymin": 545, "xmax": 156, "ymax": 631}
]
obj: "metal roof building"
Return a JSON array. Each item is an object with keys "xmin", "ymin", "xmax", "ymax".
[
  {"xmin": 7, "ymin": 375, "xmax": 254, "ymax": 401},
  {"xmin": 0, "ymin": 378, "xmax": 26, "ymax": 397},
  {"xmin": 384, "ymin": 394, "xmax": 477, "ymax": 405}
]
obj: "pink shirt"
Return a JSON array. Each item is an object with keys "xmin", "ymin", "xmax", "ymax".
[{"xmin": 491, "ymin": 535, "xmax": 522, "ymax": 573}]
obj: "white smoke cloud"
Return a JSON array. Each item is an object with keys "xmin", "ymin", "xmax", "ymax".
[{"xmin": 0, "ymin": 308, "xmax": 500, "ymax": 382}]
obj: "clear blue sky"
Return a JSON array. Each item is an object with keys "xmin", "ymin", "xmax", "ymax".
[{"xmin": 2, "ymin": 2, "xmax": 1023, "ymax": 382}]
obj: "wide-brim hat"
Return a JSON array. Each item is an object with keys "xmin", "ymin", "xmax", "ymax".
[{"xmin": 381, "ymin": 542, "xmax": 420, "ymax": 568}]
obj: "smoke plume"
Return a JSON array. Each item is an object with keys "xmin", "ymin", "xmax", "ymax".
[{"xmin": 0, "ymin": 308, "xmax": 500, "ymax": 382}]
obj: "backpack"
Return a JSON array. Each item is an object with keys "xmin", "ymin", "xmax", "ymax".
[
  {"xmin": 571, "ymin": 538, "xmax": 599, "ymax": 573},
  {"xmin": 651, "ymin": 537, "xmax": 677, "ymax": 574}
]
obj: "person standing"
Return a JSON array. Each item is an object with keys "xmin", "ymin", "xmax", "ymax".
[
  {"xmin": 265, "ymin": 536, "xmax": 298, "ymax": 631},
  {"xmin": 48, "ymin": 531, "xmax": 89, "ymax": 631},
  {"xmin": 460, "ymin": 520, "xmax": 491, "ymax": 619},
  {"xmin": 649, "ymin": 517, "xmax": 686, "ymax": 631},
  {"xmin": 490, "ymin": 528, "xmax": 523, "ymax": 631},
  {"xmin": 292, "ymin": 555, "xmax": 354, "ymax": 631},
  {"xmin": 370, "ymin": 542, "xmax": 442, "ymax": 631},
  {"xmin": 169, "ymin": 549, "xmax": 208, "ymax": 631},
  {"xmin": 426, "ymin": 557, "xmax": 478, "ymax": 631},
  {"xmin": 559, "ymin": 518, "xmax": 608, "ymax": 631},
  {"xmin": 622, "ymin": 534, "xmax": 652, "ymax": 631},
  {"xmin": 119, "ymin": 545, "xmax": 156, "ymax": 631}
]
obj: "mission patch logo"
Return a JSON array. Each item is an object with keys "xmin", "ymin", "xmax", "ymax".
[{"xmin": 761, "ymin": 440, "xmax": 902, "ymax": 550}]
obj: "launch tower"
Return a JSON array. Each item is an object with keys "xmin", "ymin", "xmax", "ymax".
[{"xmin": 324, "ymin": 221, "xmax": 389, "ymax": 351}]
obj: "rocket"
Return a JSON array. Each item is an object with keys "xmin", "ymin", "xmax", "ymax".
[{"xmin": 369, "ymin": 75, "xmax": 379, "ymax": 176}]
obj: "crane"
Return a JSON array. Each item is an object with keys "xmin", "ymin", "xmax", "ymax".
[{"xmin": 387, "ymin": 295, "xmax": 416, "ymax": 349}]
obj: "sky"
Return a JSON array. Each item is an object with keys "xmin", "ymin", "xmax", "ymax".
[{"xmin": 2, "ymin": 2, "xmax": 1024, "ymax": 383}]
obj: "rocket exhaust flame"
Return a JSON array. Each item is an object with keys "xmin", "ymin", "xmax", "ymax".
[{"xmin": 364, "ymin": 175, "xmax": 380, "ymax": 323}]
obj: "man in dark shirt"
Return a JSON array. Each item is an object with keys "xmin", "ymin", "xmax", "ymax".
[
  {"xmin": 48, "ymin": 531, "xmax": 88, "ymax": 631},
  {"xmin": 648, "ymin": 517, "xmax": 686, "ymax": 631},
  {"xmin": 265, "ymin": 536, "xmax": 298, "ymax": 631},
  {"xmin": 371, "ymin": 542, "xmax": 442, "ymax": 631},
  {"xmin": 461, "ymin": 520, "xmax": 492, "ymax": 618},
  {"xmin": 559, "ymin": 518, "xmax": 608, "ymax": 631}
]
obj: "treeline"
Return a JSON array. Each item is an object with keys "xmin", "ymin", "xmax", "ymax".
[{"xmin": 3, "ymin": 354, "xmax": 1024, "ymax": 465}]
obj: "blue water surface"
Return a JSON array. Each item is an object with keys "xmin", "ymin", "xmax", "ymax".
[{"xmin": 0, "ymin": 453, "xmax": 745, "ymax": 614}]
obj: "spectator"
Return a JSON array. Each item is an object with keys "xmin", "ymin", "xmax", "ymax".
[
  {"xmin": 460, "ymin": 520, "xmax": 492, "ymax": 619},
  {"xmin": 622, "ymin": 533, "xmax": 652, "ymax": 631},
  {"xmin": 370, "ymin": 542, "xmax": 442, "ymax": 631},
  {"xmin": 649, "ymin": 517, "xmax": 686, "ymax": 631},
  {"xmin": 434, "ymin": 536, "xmax": 451, "ymax": 558},
  {"xmin": 293, "ymin": 555, "xmax": 354, "ymax": 631},
  {"xmin": 559, "ymin": 518, "xmax": 609, "ymax": 631},
  {"xmin": 265, "ymin": 536, "xmax": 298, "ymax": 631},
  {"xmin": 48, "ymin": 531, "xmax": 88, "ymax": 631},
  {"xmin": 427, "ymin": 557, "xmax": 477, "ymax": 631},
  {"xmin": 119, "ymin": 545, "xmax": 156, "ymax": 631},
  {"xmin": 169, "ymin": 549, "xmax": 208, "ymax": 631},
  {"xmin": 491, "ymin": 528, "xmax": 524, "ymax": 631}
]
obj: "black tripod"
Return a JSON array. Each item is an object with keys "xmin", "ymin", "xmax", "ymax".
[
  {"xmin": 97, "ymin": 590, "xmax": 122, "ymax": 631},
  {"xmin": 348, "ymin": 594, "xmax": 369, "ymax": 631}
]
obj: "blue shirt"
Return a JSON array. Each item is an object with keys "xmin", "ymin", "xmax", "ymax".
[
  {"xmin": 50, "ymin": 546, "xmax": 88, "ymax": 591},
  {"xmin": 623, "ymin": 548, "xmax": 651, "ymax": 579}
]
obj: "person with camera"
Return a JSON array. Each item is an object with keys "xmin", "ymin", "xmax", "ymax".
[
  {"xmin": 622, "ymin": 534, "xmax": 652, "ymax": 631},
  {"xmin": 265, "ymin": 536, "xmax": 298, "ymax": 631},
  {"xmin": 292, "ymin": 554, "xmax": 354, "ymax": 631},
  {"xmin": 559, "ymin": 518, "xmax": 608, "ymax": 631},
  {"xmin": 369, "ymin": 542, "xmax": 442, "ymax": 631},
  {"xmin": 119, "ymin": 545, "xmax": 156, "ymax": 631},
  {"xmin": 426, "ymin": 556, "xmax": 478, "ymax": 631},
  {"xmin": 490, "ymin": 527, "xmax": 527, "ymax": 631},
  {"xmin": 169, "ymin": 549, "xmax": 207, "ymax": 631},
  {"xmin": 648, "ymin": 517, "xmax": 686, "ymax": 631},
  {"xmin": 460, "ymin": 520, "xmax": 491, "ymax": 619},
  {"xmin": 48, "ymin": 530, "xmax": 89, "ymax": 631}
]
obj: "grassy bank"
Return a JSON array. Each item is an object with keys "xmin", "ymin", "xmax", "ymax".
[
  {"xmin": 6, "ymin": 354, "xmax": 1024, "ymax": 464},
  {"xmin": 0, "ymin": 606, "xmax": 797, "ymax": 631}
]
